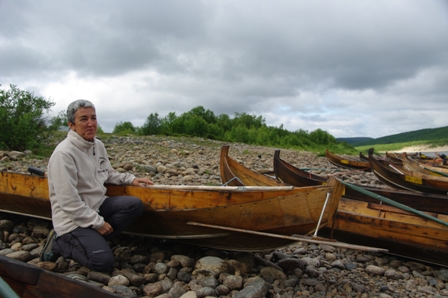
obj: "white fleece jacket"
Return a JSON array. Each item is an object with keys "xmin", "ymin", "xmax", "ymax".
[{"xmin": 48, "ymin": 130, "xmax": 136, "ymax": 236}]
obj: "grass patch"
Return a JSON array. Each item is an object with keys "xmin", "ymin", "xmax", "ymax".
[{"xmin": 355, "ymin": 140, "xmax": 446, "ymax": 153}]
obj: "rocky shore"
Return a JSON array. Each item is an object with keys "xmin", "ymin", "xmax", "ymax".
[{"xmin": 1, "ymin": 135, "xmax": 448, "ymax": 298}]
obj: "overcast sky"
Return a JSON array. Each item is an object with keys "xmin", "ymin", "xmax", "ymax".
[{"xmin": 1, "ymin": 1, "xmax": 448, "ymax": 138}]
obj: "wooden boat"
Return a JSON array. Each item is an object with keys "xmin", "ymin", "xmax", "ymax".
[
  {"xmin": 0, "ymin": 169, "xmax": 342, "ymax": 252},
  {"xmin": 320, "ymin": 198, "xmax": 448, "ymax": 267},
  {"xmin": 223, "ymin": 147, "xmax": 448, "ymax": 266},
  {"xmin": 385, "ymin": 151, "xmax": 403, "ymax": 165},
  {"xmin": 326, "ymin": 149, "xmax": 371, "ymax": 171},
  {"xmin": 401, "ymin": 153, "xmax": 448, "ymax": 176},
  {"xmin": 219, "ymin": 146, "xmax": 343, "ymax": 233},
  {"xmin": 274, "ymin": 150, "xmax": 448, "ymax": 214},
  {"xmin": 359, "ymin": 152, "xmax": 369, "ymax": 162},
  {"xmin": 220, "ymin": 145, "xmax": 288, "ymax": 187},
  {"xmin": 369, "ymin": 148, "xmax": 448, "ymax": 195},
  {"xmin": 385, "ymin": 151, "xmax": 439, "ymax": 166},
  {"xmin": 0, "ymin": 255, "xmax": 121, "ymax": 298},
  {"xmin": 273, "ymin": 150, "xmax": 327, "ymax": 187}
]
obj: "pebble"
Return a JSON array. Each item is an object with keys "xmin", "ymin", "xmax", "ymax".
[{"xmin": 2, "ymin": 135, "xmax": 448, "ymax": 297}]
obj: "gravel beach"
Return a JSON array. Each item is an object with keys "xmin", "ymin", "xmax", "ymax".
[{"xmin": 1, "ymin": 135, "xmax": 448, "ymax": 298}]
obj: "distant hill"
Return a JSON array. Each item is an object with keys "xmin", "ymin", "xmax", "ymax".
[
  {"xmin": 336, "ymin": 137, "xmax": 374, "ymax": 144},
  {"xmin": 352, "ymin": 126, "xmax": 448, "ymax": 146}
]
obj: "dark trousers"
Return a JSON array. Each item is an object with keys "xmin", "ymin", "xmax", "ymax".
[{"xmin": 53, "ymin": 196, "xmax": 144, "ymax": 272}]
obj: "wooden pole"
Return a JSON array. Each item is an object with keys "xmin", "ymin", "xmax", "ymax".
[
  {"xmin": 187, "ymin": 222, "xmax": 388, "ymax": 253},
  {"xmin": 313, "ymin": 192, "xmax": 330, "ymax": 237}
]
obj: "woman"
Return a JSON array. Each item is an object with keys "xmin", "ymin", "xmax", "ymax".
[{"xmin": 41, "ymin": 99, "xmax": 153, "ymax": 272}]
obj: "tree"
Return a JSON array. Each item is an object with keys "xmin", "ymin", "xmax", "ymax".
[
  {"xmin": 0, "ymin": 84, "xmax": 55, "ymax": 151},
  {"xmin": 309, "ymin": 128, "xmax": 335, "ymax": 145},
  {"xmin": 185, "ymin": 115, "xmax": 208, "ymax": 137},
  {"xmin": 187, "ymin": 106, "xmax": 216, "ymax": 124},
  {"xmin": 49, "ymin": 110, "xmax": 68, "ymax": 130},
  {"xmin": 159, "ymin": 112, "xmax": 177, "ymax": 135},
  {"xmin": 140, "ymin": 113, "xmax": 161, "ymax": 135},
  {"xmin": 232, "ymin": 112, "xmax": 265, "ymax": 129},
  {"xmin": 113, "ymin": 121, "xmax": 135, "ymax": 135}
]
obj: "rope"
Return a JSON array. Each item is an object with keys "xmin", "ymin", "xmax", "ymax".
[
  {"xmin": 222, "ymin": 176, "xmax": 245, "ymax": 189},
  {"xmin": 340, "ymin": 180, "xmax": 448, "ymax": 228}
]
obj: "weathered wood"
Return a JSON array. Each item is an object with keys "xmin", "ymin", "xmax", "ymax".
[
  {"xmin": 0, "ymin": 255, "xmax": 122, "ymax": 298},
  {"xmin": 219, "ymin": 145, "xmax": 343, "ymax": 231},
  {"xmin": 368, "ymin": 148, "xmax": 448, "ymax": 195},
  {"xmin": 326, "ymin": 197, "xmax": 448, "ymax": 253},
  {"xmin": 0, "ymin": 168, "xmax": 341, "ymax": 252},
  {"xmin": 187, "ymin": 221, "xmax": 388, "ymax": 253},
  {"xmin": 326, "ymin": 149, "xmax": 371, "ymax": 171},
  {"xmin": 401, "ymin": 153, "xmax": 448, "ymax": 177},
  {"xmin": 273, "ymin": 149, "xmax": 448, "ymax": 266},
  {"xmin": 273, "ymin": 149, "xmax": 448, "ymax": 214}
]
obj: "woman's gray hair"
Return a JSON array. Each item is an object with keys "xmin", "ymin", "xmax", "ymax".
[{"xmin": 67, "ymin": 99, "xmax": 96, "ymax": 124}]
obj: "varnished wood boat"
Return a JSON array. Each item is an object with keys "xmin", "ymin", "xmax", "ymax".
[
  {"xmin": 218, "ymin": 146, "xmax": 343, "ymax": 235},
  {"xmin": 0, "ymin": 255, "xmax": 121, "ymax": 298},
  {"xmin": 273, "ymin": 150, "xmax": 448, "ymax": 214},
  {"xmin": 385, "ymin": 151, "xmax": 403, "ymax": 165},
  {"xmin": 369, "ymin": 148, "xmax": 448, "ymax": 195},
  {"xmin": 220, "ymin": 145, "xmax": 288, "ymax": 187},
  {"xmin": 401, "ymin": 153, "xmax": 448, "ymax": 176},
  {"xmin": 359, "ymin": 152, "xmax": 369, "ymax": 162},
  {"xmin": 321, "ymin": 198, "xmax": 448, "ymax": 267},
  {"xmin": 0, "ymin": 169, "xmax": 342, "ymax": 252},
  {"xmin": 223, "ymin": 147, "xmax": 448, "ymax": 266},
  {"xmin": 388, "ymin": 151, "xmax": 444, "ymax": 166},
  {"xmin": 273, "ymin": 150, "xmax": 327, "ymax": 187},
  {"xmin": 326, "ymin": 149, "xmax": 371, "ymax": 171}
]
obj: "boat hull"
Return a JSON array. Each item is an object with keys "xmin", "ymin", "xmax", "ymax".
[
  {"xmin": 0, "ymin": 255, "xmax": 122, "ymax": 298},
  {"xmin": 326, "ymin": 149, "xmax": 371, "ymax": 171},
  {"xmin": 274, "ymin": 149, "xmax": 448, "ymax": 266},
  {"xmin": 273, "ymin": 150, "xmax": 448, "ymax": 214},
  {"xmin": 0, "ymin": 171, "xmax": 337, "ymax": 251},
  {"xmin": 368, "ymin": 148, "xmax": 448, "ymax": 195},
  {"xmin": 321, "ymin": 197, "xmax": 448, "ymax": 266}
]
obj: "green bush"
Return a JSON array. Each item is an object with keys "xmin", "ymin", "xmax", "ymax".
[
  {"xmin": 113, "ymin": 121, "xmax": 136, "ymax": 134},
  {"xmin": 0, "ymin": 84, "xmax": 55, "ymax": 151}
]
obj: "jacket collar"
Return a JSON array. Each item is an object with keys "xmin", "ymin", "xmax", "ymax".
[{"xmin": 67, "ymin": 130, "xmax": 96, "ymax": 152}]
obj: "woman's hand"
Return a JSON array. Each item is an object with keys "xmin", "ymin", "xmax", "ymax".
[
  {"xmin": 132, "ymin": 177, "xmax": 154, "ymax": 187},
  {"xmin": 97, "ymin": 222, "xmax": 113, "ymax": 236}
]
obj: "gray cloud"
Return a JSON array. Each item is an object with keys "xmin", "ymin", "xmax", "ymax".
[{"xmin": 1, "ymin": 0, "xmax": 448, "ymax": 138}]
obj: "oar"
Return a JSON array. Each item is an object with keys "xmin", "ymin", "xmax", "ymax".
[
  {"xmin": 187, "ymin": 222, "xmax": 388, "ymax": 253},
  {"xmin": 0, "ymin": 277, "xmax": 19, "ymax": 298},
  {"xmin": 419, "ymin": 165, "xmax": 448, "ymax": 177},
  {"xmin": 341, "ymin": 181, "xmax": 448, "ymax": 228}
]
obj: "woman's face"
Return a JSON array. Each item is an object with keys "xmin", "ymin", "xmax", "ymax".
[{"xmin": 69, "ymin": 107, "xmax": 97, "ymax": 141}]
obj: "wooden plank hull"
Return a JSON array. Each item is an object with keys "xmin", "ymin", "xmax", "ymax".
[
  {"xmin": 401, "ymin": 153, "xmax": 448, "ymax": 176},
  {"xmin": 273, "ymin": 150, "xmax": 448, "ymax": 214},
  {"xmin": 359, "ymin": 152, "xmax": 369, "ymax": 162},
  {"xmin": 0, "ymin": 255, "xmax": 122, "ymax": 298},
  {"xmin": 219, "ymin": 146, "xmax": 344, "ymax": 235},
  {"xmin": 368, "ymin": 148, "xmax": 448, "ymax": 195},
  {"xmin": 320, "ymin": 198, "xmax": 448, "ymax": 266},
  {"xmin": 274, "ymin": 150, "xmax": 327, "ymax": 187},
  {"xmin": 0, "ymin": 170, "xmax": 337, "ymax": 252},
  {"xmin": 220, "ymin": 146, "xmax": 288, "ymax": 187},
  {"xmin": 273, "ymin": 149, "xmax": 448, "ymax": 266},
  {"xmin": 326, "ymin": 149, "xmax": 371, "ymax": 171},
  {"xmin": 385, "ymin": 151, "xmax": 403, "ymax": 165}
]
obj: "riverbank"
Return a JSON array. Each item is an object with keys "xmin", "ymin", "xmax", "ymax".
[{"xmin": 385, "ymin": 145, "xmax": 448, "ymax": 154}]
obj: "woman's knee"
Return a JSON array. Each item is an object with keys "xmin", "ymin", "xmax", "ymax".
[
  {"xmin": 129, "ymin": 197, "xmax": 144, "ymax": 216},
  {"xmin": 88, "ymin": 250, "xmax": 115, "ymax": 272}
]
